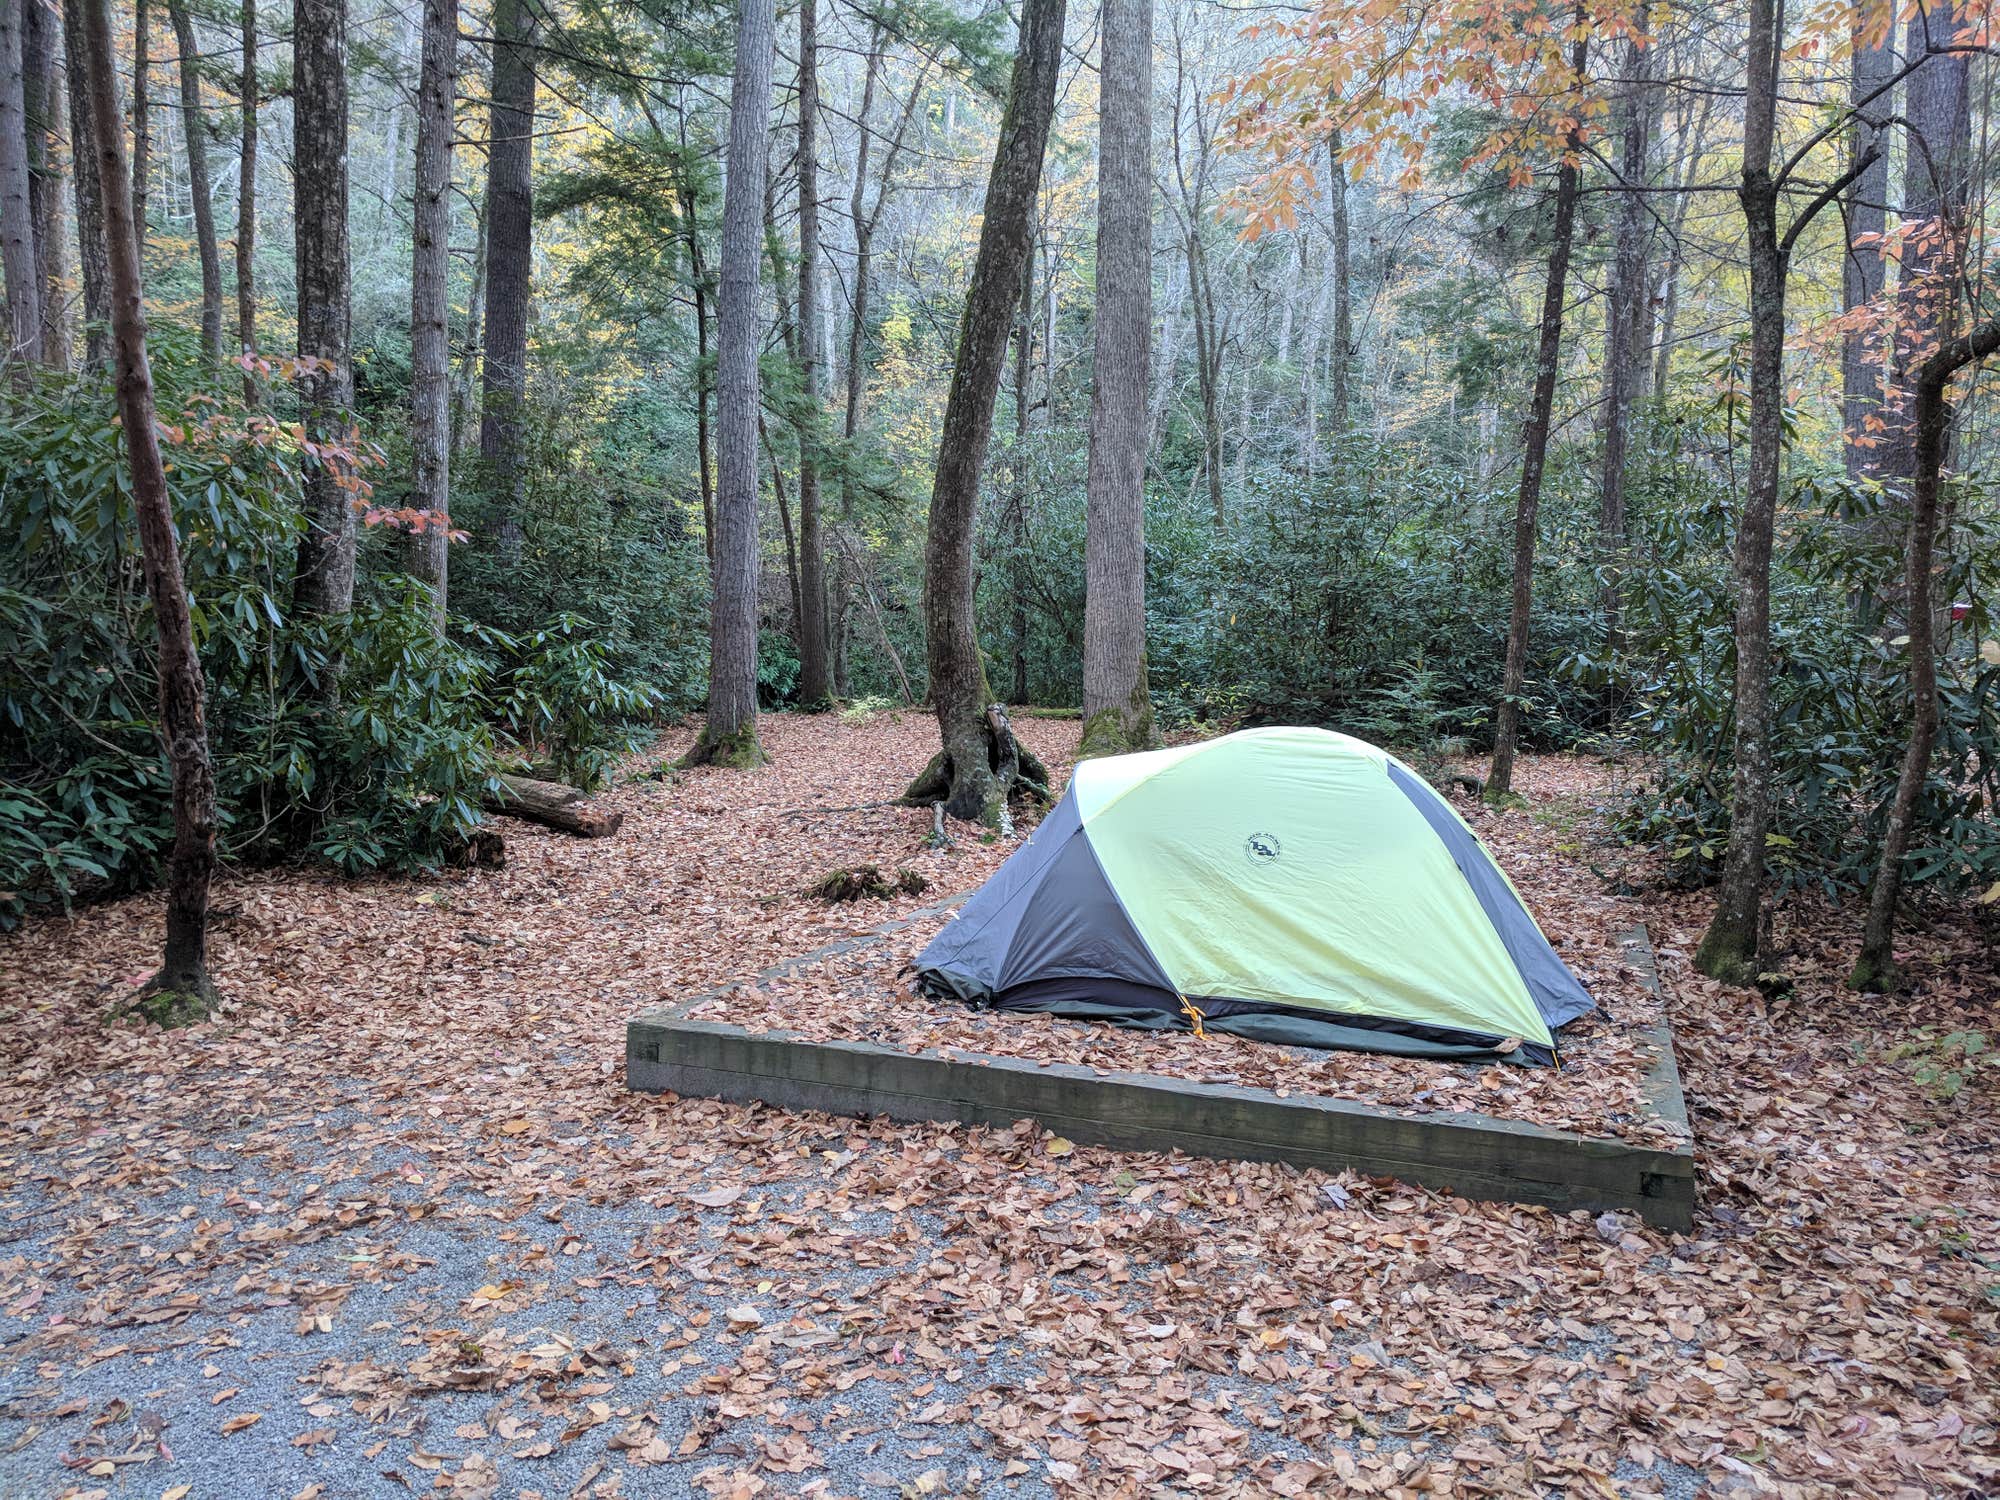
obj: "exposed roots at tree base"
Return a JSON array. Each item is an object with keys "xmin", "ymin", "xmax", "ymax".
[
  {"xmin": 900, "ymin": 704, "xmax": 1051, "ymax": 830},
  {"xmin": 806, "ymin": 864, "xmax": 930, "ymax": 902}
]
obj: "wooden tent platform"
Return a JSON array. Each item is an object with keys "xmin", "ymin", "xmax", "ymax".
[{"xmin": 626, "ymin": 905, "xmax": 1696, "ymax": 1230}]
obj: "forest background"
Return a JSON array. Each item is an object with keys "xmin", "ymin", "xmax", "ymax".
[{"xmin": 1, "ymin": 0, "xmax": 1995, "ymax": 1005}]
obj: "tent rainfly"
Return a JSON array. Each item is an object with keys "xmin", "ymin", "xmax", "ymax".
[{"xmin": 914, "ymin": 727, "xmax": 1595, "ymax": 1066}]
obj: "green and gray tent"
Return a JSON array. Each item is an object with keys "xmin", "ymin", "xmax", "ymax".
[{"xmin": 914, "ymin": 726, "xmax": 1593, "ymax": 1066}]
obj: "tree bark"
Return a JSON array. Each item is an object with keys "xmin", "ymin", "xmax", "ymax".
[
  {"xmin": 793, "ymin": 0, "xmax": 830, "ymax": 705},
  {"xmin": 1875, "ymin": 0, "xmax": 1971, "ymax": 496},
  {"xmin": 913, "ymin": 0, "xmax": 1067, "ymax": 824},
  {"xmin": 450, "ymin": 190, "xmax": 485, "ymax": 453},
  {"xmin": 484, "ymin": 773, "xmax": 624, "ymax": 837},
  {"xmin": 1487, "ymin": 52, "xmax": 1585, "ymax": 798},
  {"xmin": 24, "ymin": 0, "xmax": 67, "ymax": 366},
  {"xmin": 1596, "ymin": 31, "xmax": 1654, "ymax": 641},
  {"xmin": 478, "ymin": 0, "xmax": 536, "ymax": 552},
  {"xmin": 235, "ymin": 0, "xmax": 257, "ymax": 401},
  {"xmin": 406, "ymin": 0, "xmax": 454, "ymax": 622},
  {"xmin": 1840, "ymin": 17, "xmax": 1893, "ymax": 479},
  {"xmin": 1695, "ymin": 0, "xmax": 1785, "ymax": 985},
  {"xmin": 674, "ymin": 155, "xmax": 714, "ymax": 565},
  {"xmin": 288, "ymin": 0, "xmax": 357, "ymax": 645},
  {"xmin": 1080, "ymin": 0, "xmax": 1154, "ymax": 758},
  {"xmin": 1327, "ymin": 128, "xmax": 1352, "ymax": 436},
  {"xmin": 0, "ymin": 0, "xmax": 44, "ymax": 362},
  {"xmin": 682, "ymin": 0, "xmax": 773, "ymax": 768},
  {"xmin": 80, "ymin": 0, "xmax": 219, "ymax": 1018},
  {"xmin": 60, "ymin": 0, "xmax": 108, "ymax": 363},
  {"xmin": 130, "ymin": 0, "xmax": 146, "ymax": 234},
  {"xmin": 166, "ymin": 0, "xmax": 222, "ymax": 362},
  {"xmin": 1851, "ymin": 315, "xmax": 2000, "ymax": 991}
]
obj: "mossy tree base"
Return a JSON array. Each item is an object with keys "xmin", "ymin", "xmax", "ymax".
[
  {"xmin": 1077, "ymin": 702, "xmax": 1157, "ymax": 761},
  {"xmin": 1848, "ymin": 947, "xmax": 1899, "ymax": 994},
  {"xmin": 676, "ymin": 723, "xmax": 770, "ymax": 771},
  {"xmin": 116, "ymin": 970, "xmax": 222, "ymax": 1028},
  {"xmin": 1693, "ymin": 925, "xmax": 1762, "ymax": 988}
]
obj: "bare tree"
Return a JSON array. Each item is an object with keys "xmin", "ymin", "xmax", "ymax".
[
  {"xmin": 680, "ymin": 0, "xmax": 774, "ymax": 768},
  {"xmin": 0, "ymin": 0, "xmax": 44, "ymax": 362},
  {"xmin": 1695, "ymin": 0, "xmax": 1878, "ymax": 983},
  {"xmin": 130, "ymin": 0, "xmax": 147, "ymax": 232},
  {"xmin": 236, "ymin": 0, "xmax": 257, "ymax": 400},
  {"xmin": 405, "ymin": 0, "xmax": 454, "ymax": 622},
  {"xmin": 60, "ymin": 0, "xmax": 108, "ymax": 363},
  {"xmin": 1080, "ymin": 0, "xmax": 1155, "ymax": 757},
  {"xmin": 289, "ymin": 0, "xmax": 358, "ymax": 646},
  {"xmin": 1487, "ymin": 36, "xmax": 1586, "ymax": 798},
  {"xmin": 793, "ymin": 0, "xmax": 830, "ymax": 705},
  {"xmin": 906, "ymin": 0, "xmax": 1068, "ymax": 824},
  {"xmin": 1840, "ymin": 17, "xmax": 1893, "ymax": 480},
  {"xmin": 23, "ymin": 0, "xmax": 68, "ymax": 366},
  {"xmin": 1851, "ymin": 314, "xmax": 2000, "ymax": 991},
  {"xmin": 167, "ymin": 0, "xmax": 222, "ymax": 361},
  {"xmin": 1596, "ymin": 31, "xmax": 1655, "ymax": 639},
  {"xmin": 79, "ymin": 0, "xmax": 220, "ymax": 1019},
  {"xmin": 478, "ymin": 0, "xmax": 536, "ymax": 551}
]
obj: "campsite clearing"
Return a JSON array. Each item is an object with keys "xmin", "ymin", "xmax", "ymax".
[{"xmin": 2, "ymin": 715, "xmax": 1995, "ymax": 1498}]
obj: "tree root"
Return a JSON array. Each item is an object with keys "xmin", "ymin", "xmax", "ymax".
[
  {"xmin": 806, "ymin": 864, "xmax": 930, "ymax": 902},
  {"xmin": 900, "ymin": 704, "xmax": 1052, "ymax": 828}
]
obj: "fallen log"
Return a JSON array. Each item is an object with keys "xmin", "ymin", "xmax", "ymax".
[{"xmin": 483, "ymin": 774, "xmax": 624, "ymax": 837}]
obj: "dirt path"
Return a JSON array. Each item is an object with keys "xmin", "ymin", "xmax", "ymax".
[{"xmin": 1, "ymin": 715, "xmax": 1994, "ymax": 1498}]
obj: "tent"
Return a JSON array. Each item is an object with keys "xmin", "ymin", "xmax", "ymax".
[{"xmin": 913, "ymin": 726, "xmax": 1594, "ymax": 1066}]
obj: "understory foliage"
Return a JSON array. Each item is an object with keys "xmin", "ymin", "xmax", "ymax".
[
  {"xmin": 0, "ymin": 349, "xmax": 664, "ymax": 924},
  {"xmin": 1589, "ymin": 392, "xmax": 2000, "ymax": 901}
]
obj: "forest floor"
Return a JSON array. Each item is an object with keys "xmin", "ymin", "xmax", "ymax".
[{"xmin": 1, "ymin": 712, "xmax": 1996, "ymax": 1500}]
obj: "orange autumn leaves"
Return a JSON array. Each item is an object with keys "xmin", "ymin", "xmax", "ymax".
[
  {"xmin": 1213, "ymin": 0, "xmax": 1994, "ymax": 240},
  {"xmin": 1216, "ymin": 0, "xmax": 1646, "ymax": 236}
]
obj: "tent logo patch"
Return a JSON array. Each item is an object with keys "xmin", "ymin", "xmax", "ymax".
[{"xmin": 1244, "ymin": 831, "xmax": 1282, "ymax": 865}]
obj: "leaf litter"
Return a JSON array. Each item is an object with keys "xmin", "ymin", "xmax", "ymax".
[{"xmin": 0, "ymin": 713, "xmax": 1992, "ymax": 1498}]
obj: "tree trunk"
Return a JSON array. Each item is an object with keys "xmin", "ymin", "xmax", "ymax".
[
  {"xmin": 24, "ymin": 0, "xmax": 68, "ymax": 366},
  {"xmin": 1875, "ymin": 0, "xmax": 1971, "ymax": 497},
  {"xmin": 60, "ymin": 0, "xmax": 108, "ymax": 363},
  {"xmin": 912, "ymin": 0, "xmax": 1067, "ymax": 825},
  {"xmin": 405, "ymin": 0, "xmax": 454, "ymax": 623},
  {"xmin": 1188, "ymin": 229, "xmax": 1224, "ymax": 525},
  {"xmin": 450, "ymin": 190, "xmax": 485, "ymax": 453},
  {"xmin": 792, "ymin": 0, "xmax": 830, "ymax": 705},
  {"xmin": 478, "ymin": 0, "xmax": 536, "ymax": 552},
  {"xmin": 235, "ymin": 0, "xmax": 257, "ymax": 401},
  {"xmin": 1851, "ymin": 315, "xmax": 2000, "ymax": 991},
  {"xmin": 1840, "ymin": 18, "xmax": 1893, "ymax": 480},
  {"xmin": 1327, "ymin": 128, "xmax": 1352, "ymax": 436},
  {"xmin": 1487, "ymin": 63, "xmax": 1584, "ymax": 798},
  {"xmin": 1649, "ymin": 92, "xmax": 1711, "ymax": 401},
  {"xmin": 681, "ymin": 0, "xmax": 773, "ymax": 769},
  {"xmin": 166, "ymin": 0, "xmax": 221, "ymax": 362},
  {"xmin": 484, "ymin": 773, "xmax": 624, "ymax": 837},
  {"xmin": 130, "ymin": 0, "xmax": 147, "ymax": 237},
  {"xmin": 288, "ymin": 0, "xmax": 357, "ymax": 646},
  {"xmin": 80, "ymin": 0, "xmax": 219, "ymax": 1019},
  {"xmin": 1596, "ymin": 32, "xmax": 1653, "ymax": 643},
  {"xmin": 1695, "ymin": 0, "xmax": 1785, "ymax": 986},
  {"xmin": 1011, "ymin": 249, "xmax": 1033, "ymax": 704},
  {"xmin": 0, "ymin": 0, "xmax": 44, "ymax": 362},
  {"xmin": 843, "ymin": 39, "xmax": 879, "ymax": 443},
  {"xmin": 1079, "ymin": 0, "xmax": 1154, "ymax": 758},
  {"xmin": 676, "ymin": 161, "xmax": 714, "ymax": 566}
]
